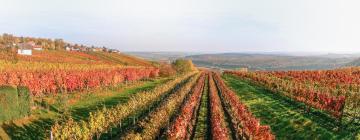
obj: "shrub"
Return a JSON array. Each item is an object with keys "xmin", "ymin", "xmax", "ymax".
[
  {"xmin": 172, "ymin": 59, "xmax": 197, "ymax": 74},
  {"xmin": 159, "ymin": 64, "xmax": 176, "ymax": 77}
]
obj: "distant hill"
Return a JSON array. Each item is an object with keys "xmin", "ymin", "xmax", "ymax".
[
  {"xmin": 186, "ymin": 53, "xmax": 356, "ymax": 70},
  {"xmin": 346, "ymin": 58, "xmax": 360, "ymax": 66},
  {"xmin": 125, "ymin": 52, "xmax": 200, "ymax": 61}
]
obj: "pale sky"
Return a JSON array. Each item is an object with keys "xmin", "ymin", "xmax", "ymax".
[{"xmin": 1, "ymin": 0, "xmax": 359, "ymax": 53}]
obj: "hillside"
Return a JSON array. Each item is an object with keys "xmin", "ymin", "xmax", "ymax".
[
  {"xmin": 0, "ymin": 50, "xmax": 154, "ymax": 67},
  {"xmin": 0, "ymin": 34, "xmax": 154, "ymax": 67},
  {"xmin": 186, "ymin": 53, "xmax": 356, "ymax": 70}
]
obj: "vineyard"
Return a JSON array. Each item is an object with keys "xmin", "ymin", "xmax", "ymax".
[
  {"xmin": 0, "ymin": 47, "xmax": 161, "ymax": 97},
  {"xmin": 0, "ymin": 47, "xmax": 163, "ymax": 138},
  {"xmin": 225, "ymin": 68, "xmax": 360, "ymax": 122},
  {"xmin": 224, "ymin": 68, "xmax": 360, "ymax": 139},
  {"xmin": 48, "ymin": 71, "xmax": 275, "ymax": 140},
  {"xmin": 0, "ymin": 66, "xmax": 158, "ymax": 96},
  {"xmin": 0, "ymin": 49, "xmax": 359, "ymax": 139}
]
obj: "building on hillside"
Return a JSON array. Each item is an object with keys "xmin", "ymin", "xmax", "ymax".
[
  {"xmin": 72, "ymin": 48, "xmax": 80, "ymax": 51},
  {"xmin": 65, "ymin": 46, "xmax": 71, "ymax": 51},
  {"xmin": 79, "ymin": 46, "xmax": 88, "ymax": 52},
  {"xmin": 27, "ymin": 41, "xmax": 36, "ymax": 47},
  {"xmin": 17, "ymin": 43, "xmax": 32, "ymax": 55},
  {"xmin": 24, "ymin": 41, "xmax": 43, "ymax": 51},
  {"xmin": 92, "ymin": 48, "xmax": 103, "ymax": 52},
  {"xmin": 109, "ymin": 49, "xmax": 120, "ymax": 53},
  {"xmin": 33, "ymin": 45, "xmax": 43, "ymax": 51},
  {"xmin": 65, "ymin": 45, "xmax": 81, "ymax": 51}
]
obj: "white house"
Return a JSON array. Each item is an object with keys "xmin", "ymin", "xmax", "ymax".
[
  {"xmin": 66, "ymin": 46, "xmax": 80, "ymax": 51},
  {"xmin": 66, "ymin": 46, "xmax": 71, "ymax": 51},
  {"xmin": 17, "ymin": 43, "xmax": 33, "ymax": 55},
  {"xmin": 92, "ymin": 48, "xmax": 103, "ymax": 52},
  {"xmin": 18, "ymin": 49, "xmax": 32, "ymax": 55}
]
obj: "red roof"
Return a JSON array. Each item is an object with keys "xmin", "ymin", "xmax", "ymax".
[{"xmin": 33, "ymin": 45, "xmax": 42, "ymax": 48}]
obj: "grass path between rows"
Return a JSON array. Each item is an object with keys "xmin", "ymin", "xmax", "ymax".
[
  {"xmin": 193, "ymin": 76, "xmax": 210, "ymax": 140},
  {"xmin": 0, "ymin": 78, "xmax": 170, "ymax": 140},
  {"xmin": 222, "ymin": 74, "xmax": 357, "ymax": 140}
]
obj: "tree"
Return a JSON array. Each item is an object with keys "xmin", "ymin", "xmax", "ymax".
[
  {"xmin": 172, "ymin": 59, "xmax": 197, "ymax": 74},
  {"xmin": 54, "ymin": 39, "xmax": 65, "ymax": 50}
]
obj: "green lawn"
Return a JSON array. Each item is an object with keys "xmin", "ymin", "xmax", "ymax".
[
  {"xmin": 0, "ymin": 78, "xmax": 170, "ymax": 140},
  {"xmin": 222, "ymin": 74, "xmax": 358, "ymax": 140}
]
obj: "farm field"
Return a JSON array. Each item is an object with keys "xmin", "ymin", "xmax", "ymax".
[{"xmin": 41, "ymin": 70, "xmax": 275, "ymax": 140}]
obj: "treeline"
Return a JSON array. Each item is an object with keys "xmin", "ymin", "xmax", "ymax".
[
  {"xmin": 0, "ymin": 33, "xmax": 67, "ymax": 50},
  {"xmin": 0, "ymin": 33, "xmax": 110, "ymax": 51}
]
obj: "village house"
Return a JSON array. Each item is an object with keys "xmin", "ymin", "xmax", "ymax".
[
  {"xmin": 79, "ymin": 46, "xmax": 87, "ymax": 52},
  {"xmin": 16, "ymin": 41, "xmax": 43, "ymax": 55},
  {"xmin": 72, "ymin": 48, "xmax": 80, "ymax": 51},
  {"xmin": 92, "ymin": 48, "xmax": 103, "ymax": 52},
  {"xmin": 109, "ymin": 49, "xmax": 120, "ymax": 53},
  {"xmin": 17, "ymin": 43, "xmax": 33, "ymax": 55},
  {"xmin": 65, "ymin": 44, "xmax": 82, "ymax": 51},
  {"xmin": 27, "ymin": 41, "xmax": 36, "ymax": 47},
  {"xmin": 65, "ymin": 46, "xmax": 71, "ymax": 51},
  {"xmin": 33, "ymin": 45, "xmax": 43, "ymax": 51},
  {"xmin": 65, "ymin": 46, "xmax": 80, "ymax": 51}
]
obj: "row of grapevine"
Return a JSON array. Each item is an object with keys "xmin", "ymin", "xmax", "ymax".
[
  {"xmin": 213, "ymin": 72, "xmax": 274, "ymax": 140},
  {"xmin": 0, "ymin": 67, "xmax": 159, "ymax": 96},
  {"xmin": 267, "ymin": 70, "xmax": 360, "ymax": 119},
  {"xmin": 225, "ymin": 71, "xmax": 346, "ymax": 119},
  {"xmin": 208, "ymin": 73, "xmax": 230, "ymax": 140},
  {"xmin": 268, "ymin": 68, "xmax": 360, "ymax": 87},
  {"xmin": 122, "ymin": 73, "xmax": 201, "ymax": 139},
  {"xmin": 51, "ymin": 72, "xmax": 196, "ymax": 140},
  {"xmin": 165, "ymin": 72, "xmax": 206, "ymax": 139},
  {"xmin": 0, "ymin": 60, "xmax": 131, "ymax": 71}
]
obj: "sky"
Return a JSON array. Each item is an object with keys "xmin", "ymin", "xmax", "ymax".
[{"xmin": 0, "ymin": 0, "xmax": 360, "ymax": 53}]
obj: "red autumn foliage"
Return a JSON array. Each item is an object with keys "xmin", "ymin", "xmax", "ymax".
[
  {"xmin": 166, "ymin": 72, "xmax": 206, "ymax": 139},
  {"xmin": 0, "ymin": 67, "xmax": 159, "ymax": 96},
  {"xmin": 225, "ymin": 70, "xmax": 346, "ymax": 119},
  {"xmin": 208, "ymin": 74, "xmax": 230, "ymax": 140},
  {"xmin": 213, "ymin": 72, "xmax": 274, "ymax": 140}
]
